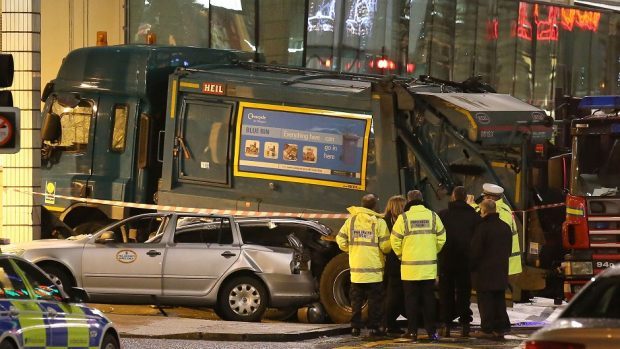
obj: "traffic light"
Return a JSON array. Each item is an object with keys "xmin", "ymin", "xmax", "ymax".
[{"xmin": 0, "ymin": 53, "xmax": 19, "ymax": 154}]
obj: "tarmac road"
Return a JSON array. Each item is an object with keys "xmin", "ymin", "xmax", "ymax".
[{"xmin": 120, "ymin": 331, "xmax": 532, "ymax": 349}]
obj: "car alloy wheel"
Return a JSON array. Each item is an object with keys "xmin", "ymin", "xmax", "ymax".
[
  {"xmin": 219, "ymin": 276, "xmax": 268, "ymax": 322},
  {"xmin": 228, "ymin": 283, "xmax": 261, "ymax": 316}
]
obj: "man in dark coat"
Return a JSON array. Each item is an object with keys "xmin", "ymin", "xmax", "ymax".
[
  {"xmin": 471, "ymin": 199, "xmax": 512, "ymax": 340},
  {"xmin": 438, "ymin": 186, "xmax": 481, "ymax": 337}
]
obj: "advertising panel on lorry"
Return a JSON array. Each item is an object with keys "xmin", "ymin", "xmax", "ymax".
[{"xmin": 233, "ymin": 102, "xmax": 372, "ymax": 190}]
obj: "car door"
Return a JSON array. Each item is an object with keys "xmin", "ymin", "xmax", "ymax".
[
  {"xmin": 81, "ymin": 214, "xmax": 169, "ymax": 296},
  {"xmin": 163, "ymin": 216, "xmax": 240, "ymax": 296},
  {"xmin": 12, "ymin": 259, "xmax": 91, "ymax": 348},
  {"xmin": 0, "ymin": 258, "xmax": 49, "ymax": 348}
]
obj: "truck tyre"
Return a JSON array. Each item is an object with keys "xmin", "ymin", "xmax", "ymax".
[
  {"xmin": 218, "ymin": 276, "xmax": 267, "ymax": 322},
  {"xmin": 100, "ymin": 333, "xmax": 120, "ymax": 349},
  {"xmin": 319, "ymin": 253, "xmax": 367, "ymax": 323},
  {"xmin": 40, "ymin": 264, "xmax": 74, "ymax": 297}
]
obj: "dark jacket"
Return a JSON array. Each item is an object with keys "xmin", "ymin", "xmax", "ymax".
[
  {"xmin": 384, "ymin": 211, "xmax": 401, "ymax": 277},
  {"xmin": 438, "ymin": 200, "xmax": 482, "ymax": 272},
  {"xmin": 470, "ymin": 213, "xmax": 512, "ymax": 291}
]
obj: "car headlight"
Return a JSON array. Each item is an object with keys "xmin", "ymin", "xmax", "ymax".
[
  {"xmin": 1, "ymin": 247, "xmax": 25, "ymax": 256},
  {"xmin": 563, "ymin": 261, "xmax": 593, "ymax": 276}
]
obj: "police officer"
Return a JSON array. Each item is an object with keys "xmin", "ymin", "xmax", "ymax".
[
  {"xmin": 474, "ymin": 183, "xmax": 522, "ymax": 276},
  {"xmin": 337, "ymin": 193, "xmax": 391, "ymax": 337},
  {"xmin": 470, "ymin": 199, "xmax": 512, "ymax": 339},
  {"xmin": 391, "ymin": 190, "xmax": 446, "ymax": 342}
]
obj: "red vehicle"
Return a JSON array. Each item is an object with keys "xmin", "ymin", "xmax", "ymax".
[{"xmin": 562, "ymin": 96, "xmax": 620, "ymax": 298}]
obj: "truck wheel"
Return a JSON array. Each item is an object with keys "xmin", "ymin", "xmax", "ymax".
[
  {"xmin": 218, "ymin": 276, "xmax": 267, "ymax": 322},
  {"xmin": 41, "ymin": 264, "xmax": 74, "ymax": 297},
  {"xmin": 319, "ymin": 253, "xmax": 367, "ymax": 323}
]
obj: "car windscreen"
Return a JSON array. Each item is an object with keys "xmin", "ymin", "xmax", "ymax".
[{"xmin": 561, "ymin": 275, "xmax": 620, "ymax": 319}]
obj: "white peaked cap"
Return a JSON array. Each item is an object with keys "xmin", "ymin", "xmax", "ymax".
[{"xmin": 482, "ymin": 183, "xmax": 504, "ymax": 196}]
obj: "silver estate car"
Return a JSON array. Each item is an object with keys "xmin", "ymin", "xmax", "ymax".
[
  {"xmin": 524, "ymin": 264, "xmax": 620, "ymax": 349},
  {"xmin": 4, "ymin": 213, "xmax": 319, "ymax": 322}
]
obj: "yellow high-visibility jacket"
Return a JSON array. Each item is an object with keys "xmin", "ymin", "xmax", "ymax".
[
  {"xmin": 391, "ymin": 205, "xmax": 446, "ymax": 281},
  {"xmin": 337, "ymin": 206, "xmax": 391, "ymax": 283},
  {"xmin": 473, "ymin": 199, "xmax": 522, "ymax": 275}
]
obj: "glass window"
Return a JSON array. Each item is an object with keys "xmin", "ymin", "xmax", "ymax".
[
  {"xmin": 306, "ymin": 0, "xmax": 339, "ymax": 70},
  {"xmin": 128, "ymin": 0, "xmax": 210, "ymax": 46},
  {"xmin": 494, "ymin": 0, "xmax": 518, "ymax": 94},
  {"xmin": 562, "ymin": 275, "xmax": 620, "ymax": 319},
  {"xmin": 180, "ymin": 102, "xmax": 232, "ymax": 185},
  {"xmin": 111, "ymin": 105, "xmax": 128, "ymax": 152},
  {"xmin": 452, "ymin": 0, "xmax": 477, "ymax": 82},
  {"xmin": 13, "ymin": 260, "xmax": 63, "ymax": 302},
  {"xmin": 0, "ymin": 259, "xmax": 30, "ymax": 300},
  {"xmin": 407, "ymin": 0, "xmax": 432, "ymax": 77},
  {"xmin": 210, "ymin": 0, "xmax": 256, "ymax": 52},
  {"xmin": 175, "ymin": 216, "xmax": 233, "ymax": 244},
  {"xmin": 103, "ymin": 215, "xmax": 167, "ymax": 243},
  {"xmin": 43, "ymin": 98, "xmax": 94, "ymax": 154},
  {"xmin": 513, "ymin": 2, "xmax": 534, "ymax": 103},
  {"xmin": 427, "ymin": 0, "xmax": 455, "ymax": 80},
  {"xmin": 258, "ymin": 0, "xmax": 305, "ymax": 65}
]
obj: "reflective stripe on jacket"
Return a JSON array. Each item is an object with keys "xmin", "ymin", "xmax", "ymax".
[
  {"xmin": 496, "ymin": 199, "xmax": 522, "ymax": 275},
  {"xmin": 336, "ymin": 206, "xmax": 391, "ymax": 283},
  {"xmin": 390, "ymin": 205, "xmax": 446, "ymax": 281}
]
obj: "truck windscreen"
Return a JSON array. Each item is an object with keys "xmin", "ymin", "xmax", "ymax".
[
  {"xmin": 42, "ymin": 97, "xmax": 94, "ymax": 154},
  {"xmin": 571, "ymin": 134, "xmax": 620, "ymax": 197}
]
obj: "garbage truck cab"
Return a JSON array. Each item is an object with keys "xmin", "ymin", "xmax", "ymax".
[{"xmin": 40, "ymin": 45, "xmax": 245, "ymax": 236}]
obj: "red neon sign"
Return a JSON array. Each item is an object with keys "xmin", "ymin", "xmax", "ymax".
[{"xmin": 514, "ymin": 2, "xmax": 601, "ymax": 42}]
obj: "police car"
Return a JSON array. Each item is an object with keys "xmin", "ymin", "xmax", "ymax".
[{"xmin": 0, "ymin": 254, "xmax": 120, "ymax": 349}]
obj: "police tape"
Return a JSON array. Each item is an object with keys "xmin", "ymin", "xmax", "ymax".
[
  {"xmin": 515, "ymin": 202, "xmax": 566, "ymax": 213},
  {"xmin": 6, "ymin": 187, "xmax": 565, "ymax": 219},
  {"xmin": 6, "ymin": 188, "xmax": 351, "ymax": 219}
]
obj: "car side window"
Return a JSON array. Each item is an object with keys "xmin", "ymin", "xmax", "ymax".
[
  {"xmin": 106, "ymin": 215, "xmax": 167, "ymax": 243},
  {"xmin": 175, "ymin": 217, "xmax": 233, "ymax": 244},
  {"xmin": 0, "ymin": 259, "xmax": 30, "ymax": 300},
  {"xmin": 13, "ymin": 260, "xmax": 63, "ymax": 302}
]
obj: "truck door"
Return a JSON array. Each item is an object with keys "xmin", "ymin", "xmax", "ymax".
[
  {"xmin": 176, "ymin": 101, "xmax": 233, "ymax": 186},
  {"xmin": 87, "ymin": 95, "xmax": 138, "ymax": 204},
  {"xmin": 41, "ymin": 95, "xmax": 98, "ymax": 204}
]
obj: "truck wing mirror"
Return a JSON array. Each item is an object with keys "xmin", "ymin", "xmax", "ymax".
[
  {"xmin": 548, "ymin": 154, "xmax": 571, "ymax": 193},
  {"xmin": 41, "ymin": 81, "xmax": 54, "ymax": 102},
  {"xmin": 95, "ymin": 231, "xmax": 116, "ymax": 244},
  {"xmin": 41, "ymin": 113, "xmax": 61, "ymax": 142}
]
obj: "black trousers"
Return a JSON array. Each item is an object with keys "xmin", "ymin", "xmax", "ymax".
[
  {"xmin": 403, "ymin": 279, "xmax": 437, "ymax": 334},
  {"xmin": 350, "ymin": 282, "xmax": 384, "ymax": 329},
  {"xmin": 384, "ymin": 273, "xmax": 404, "ymax": 329},
  {"xmin": 439, "ymin": 268, "xmax": 473, "ymax": 325},
  {"xmin": 477, "ymin": 290, "xmax": 511, "ymax": 333}
]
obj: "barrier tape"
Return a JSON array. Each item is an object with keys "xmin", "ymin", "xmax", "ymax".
[
  {"xmin": 7, "ymin": 188, "xmax": 350, "ymax": 219},
  {"xmin": 6, "ymin": 188, "xmax": 565, "ymax": 219},
  {"xmin": 515, "ymin": 202, "xmax": 566, "ymax": 213}
]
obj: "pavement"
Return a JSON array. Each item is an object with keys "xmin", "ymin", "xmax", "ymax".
[{"xmin": 96, "ymin": 297, "xmax": 565, "ymax": 342}]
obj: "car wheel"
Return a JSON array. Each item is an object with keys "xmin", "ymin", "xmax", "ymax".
[
  {"xmin": 0, "ymin": 339, "xmax": 16, "ymax": 349},
  {"xmin": 319, "ymin": 253, "xmax": 367, "ymax": 323},
  {"xmin": 100, "ymin": 333, "xmax": 119, "ymax": 349},
  {"xmin": 218, "ymin": 276, "xmax": 267, "ymax": 322},
  {"xmin": 40, "ymin": 264, "xmax": 74, "ymax": 297}
]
